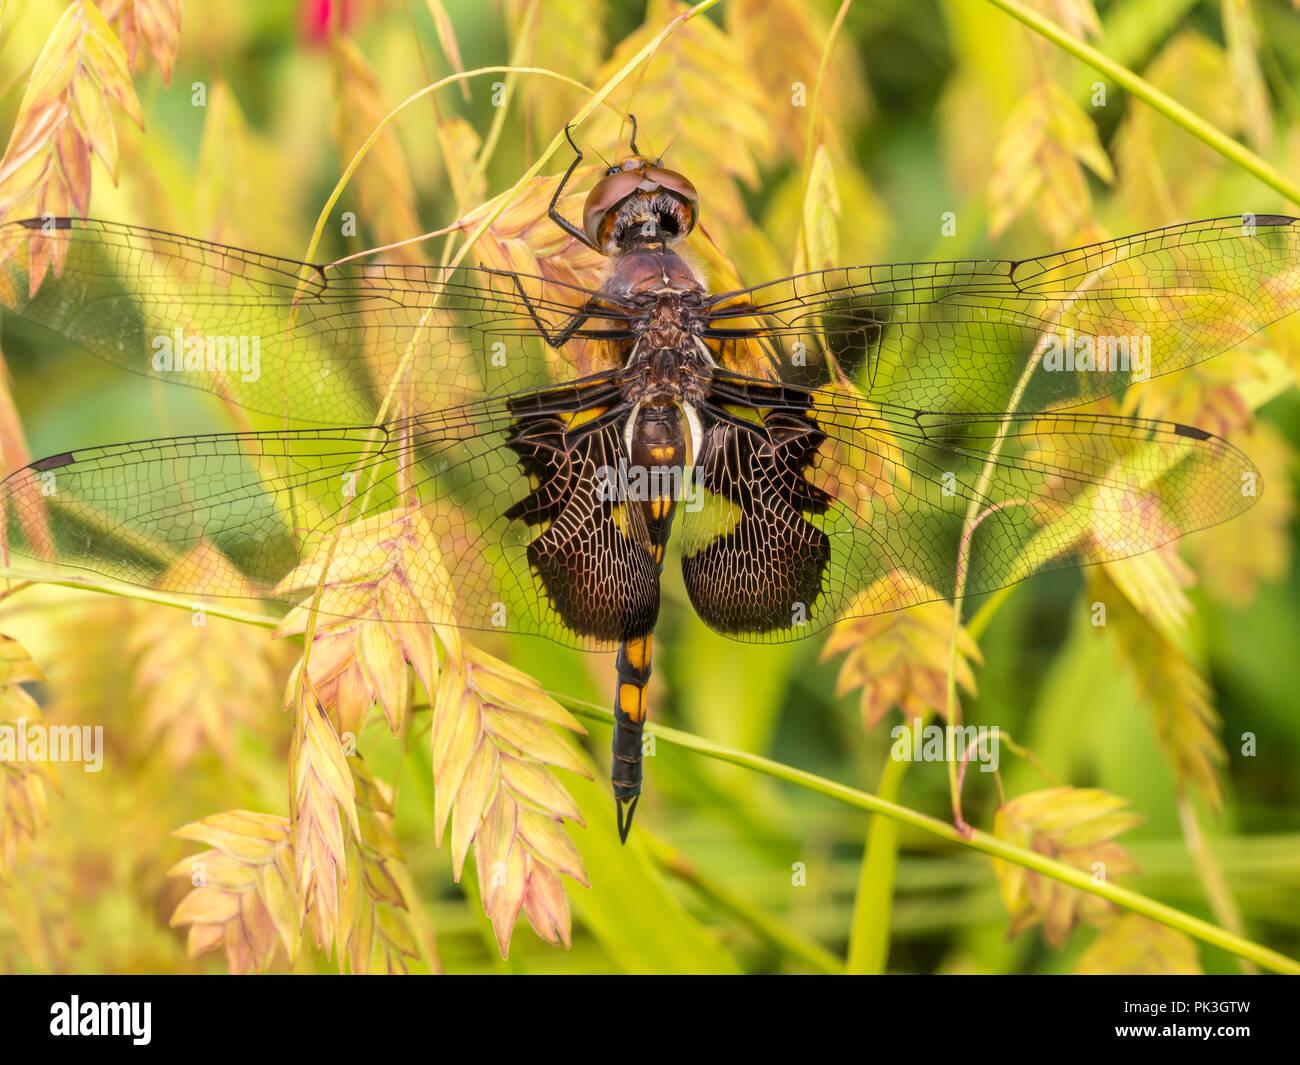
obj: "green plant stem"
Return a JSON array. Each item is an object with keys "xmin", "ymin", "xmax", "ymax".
[
  {"xmin": 0, "ymin": 568, "xmax": 279, "ymax": 629},
  {"xmin": 799, "ymin": 0, "xmax": 852, "ymax": 172},
  {"xmin": 795, "ymin": 0, "xmax": 853, "ymax": 270},
  {"xmin": 846, "ymin": 722, "xmax": 917, "ymax": 974},
  {"xmin": 6, "ymin": 567, "xmax": 1294, "ymax": 973},
  {"xmin": 560, "ymin": 698, "xmax": 1300, "ymax": 975},
  {"xmin": 966, "ymin": 584, "xmax": 1016, "ymax": 640},
  {"xmin": 457, "ymin": 0, "xmax": 540, "ymax": 217},
  {"xmin": 300, "ymin": 65, "xmax": 605, "ymax": 266},
  {"xmin": 640, "ymin": 832, "xmax": 842, "ymax": 974},
  {"xmin": 806, "ymin": 0, "xmax": 911, "ymax": 977},
  {"xmin": 986, "ymin": 0, "xmax": 1300, "ymax": 206},
  {"xmin": 303, "ymin": 0, "xmax": 723, "ymax": 273},
  {"xmin": 1177, "ymin": 794, "xmax": 1257, "ymax": 975}
]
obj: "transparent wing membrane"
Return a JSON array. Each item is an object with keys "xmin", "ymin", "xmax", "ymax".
[
  {"xmin": 680, "ymin": 379, "xmax": 1258, "ymax": 642},
  {"xmin": 708, "ymin": 215, "xmax": 1300, "ymax": 412},
  {"xmin": 0, "ymin": 217, "xmax": 634, "ymax": 425},
  {"xmin": 0, "ymin": 215, "xmax": 1295, "ymax": 639}
]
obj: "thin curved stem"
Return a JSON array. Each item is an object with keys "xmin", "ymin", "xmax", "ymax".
[
  {"xmin": 2, "ymin": 440, "xmax": 1285, "ymax": 964},
  {"xmin": 1178, "ymin": 794, "xmax": 1257, "ymax": 975},
  {"xmin": 559, "ymin": 696, "xmax": 1300, "ymax": 975},
  {"xmin": 0, "ymin": 567, "xmax": 277, "ymax": 628},
  {"xmin": 795, "ymin": 0, "xmax": 854, "ymax": 276},
  {"xmin": 3, "ymin": 561, "xmax": 1292, "ymax": 972},
  {"xmin": 986, "ymin": 0, "xmax": 1300, "ymax": 205},
  {"xmin": 641, "ymin": 832, "xmax": 842, "ymax": 974},
  {"xmin": 299, "ymin": 64, "xmax": 617, "ymax": 268},
  {"xmin": 846, "ymin": 718, "xmax": 919, "ymax": 974}
]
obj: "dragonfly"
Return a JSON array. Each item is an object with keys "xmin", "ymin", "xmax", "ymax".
[{"xmin": 0, "ymin": 120, "xmax": 1296, "ymax": 839}]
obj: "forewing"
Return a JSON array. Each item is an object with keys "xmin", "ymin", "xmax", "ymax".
[
  {"xmin": 704, "ymin": 215, "xmax": 1300, "ymax": 411},
  {"xmin": 0, "ymin": 217, "xmax": 634, "ymax": 425},
  {"xmin": 680, "ymin": 380, "xmax": 1257, "ymax": 641}
]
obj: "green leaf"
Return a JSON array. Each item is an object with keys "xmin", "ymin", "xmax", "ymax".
[{"xmin": 564, "ymin": 774, "xmax": 742, "ymax": 974}]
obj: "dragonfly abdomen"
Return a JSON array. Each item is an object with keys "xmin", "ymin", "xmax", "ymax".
[
  {"xmin": 625, "ymin": 400, "xmax": 690, "ymax": 564},
  {"xmin": 612, "ymin": 634, "xmax": 652, "ymax": 841},
  {"xmin": 611, "ymin": 399, "xmax": 693, "ymax": 840}
]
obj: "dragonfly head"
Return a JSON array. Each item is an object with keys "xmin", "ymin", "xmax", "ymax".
[{"xmin": 583, "ymin": 155, "xmax": 699, "ymax": 255}]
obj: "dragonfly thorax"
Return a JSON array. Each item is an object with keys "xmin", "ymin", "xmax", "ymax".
[
  {"xmin": 620, "ymin": 317, "xmax": 713, "ymax": 407},
  {"xmin": 601, "ymin": 247, "xmax": 712, "ymax": 405},
  {"xmin": 606, "ymin": 246, "xmax": 705, "ymax": 299}
]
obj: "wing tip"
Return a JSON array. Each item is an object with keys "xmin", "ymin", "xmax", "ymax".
[
  {"xmin": 15, "ymin": 216, "xmax": 76, "ymax": 231},
  {"xmin": 1247, "ymin": 213, "xmax": 1297, "ymax": 228},
  {"xmin": 30, "ymin": 451, "xmax": 75, "ymax": 471}
]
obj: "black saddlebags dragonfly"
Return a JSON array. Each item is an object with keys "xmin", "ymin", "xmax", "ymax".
[{"xmin": 0, "ymin": 124, "xmax": 1296, "ymax": 837}]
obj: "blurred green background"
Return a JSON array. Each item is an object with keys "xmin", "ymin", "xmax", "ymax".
[{"xmin": 0, "ymin": 0, "xmax": 1297, "ymax": 974}]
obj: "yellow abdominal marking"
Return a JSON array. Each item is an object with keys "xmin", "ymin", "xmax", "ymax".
[
  {"xmin": 618, "ymin": 681, "xmax": 646, "ymax": 722},
  {"xmin": 623, "ymin": 635, "xmax": 652, "ymax": 673},
  {"xmin": 650, "ymin": 496, "xmax": 670, "ymax": 520}
]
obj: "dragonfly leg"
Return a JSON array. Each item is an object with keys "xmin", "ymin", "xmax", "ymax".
[
  {"xmin": 548, "ymin": 125, "xmax": 602, "ymax": 253},
  {"xmin": 505, "ymin": 272, "xmax": 599, "ymax": 348}
]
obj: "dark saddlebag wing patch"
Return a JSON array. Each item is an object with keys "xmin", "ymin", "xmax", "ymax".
[
  {"xmin": 680, "ymin": 404, "xmax": 832, "ymax": 635},
  {"xmin": 506, "ymin": 409, "xmax": 660, "ymax": 642}
]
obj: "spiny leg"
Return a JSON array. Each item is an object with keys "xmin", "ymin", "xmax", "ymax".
[
  {"xmin": 505, "ymin": 272, "xmax": 604, "ymax": 349},
  {"xmin": 548, "ymin": 125, "xmax": 602, "ymax": 252}
]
